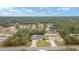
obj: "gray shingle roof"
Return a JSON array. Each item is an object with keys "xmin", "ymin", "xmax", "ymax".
[
  {"xmin": 46, "ymin": 29, "xmax": 57, "ymax": 34},
  {"xmin": 31, "ymin": 35, "xmax": 43, "ymax": 40}
]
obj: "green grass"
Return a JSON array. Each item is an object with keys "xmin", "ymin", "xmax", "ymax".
[
  {"xmin": 36, "ymin": 40, "xmax": 51, "ymax": 47},
  {"xmin": 55, "ymin": 41, "xmax": 65, "ymax": 46}
]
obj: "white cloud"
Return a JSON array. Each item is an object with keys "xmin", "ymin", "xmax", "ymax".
[
  {"xmin": 39, "ymin": 7, "xmax": 43, "ymax": 9},
  {"xmin": 57, "ymin": 8, "xmax": 71, "ymax": 11},
  {"xmin": 20, "ymin": 8, "xmax": 35, "ymax": 13},
  {"xmin": 0, "ymin": 7, "xmax": 36, "ymax": 16}
]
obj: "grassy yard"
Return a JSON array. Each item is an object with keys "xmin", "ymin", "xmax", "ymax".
[
  {"xmin": 36, "ymin": 40, "xmax": 51, "ymax": 47},
  {"xmin": 55, "ymin": 41, "xmax": 65, "ymax": 46}
]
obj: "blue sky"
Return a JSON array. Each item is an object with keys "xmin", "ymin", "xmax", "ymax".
[{"xmin": 0, "ymin": 7, "xmax": 79, "ymax": 16}]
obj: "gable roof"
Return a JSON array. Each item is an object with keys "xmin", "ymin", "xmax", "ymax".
[
  {"xmin": 45, "ymin": 29, "xmax": 57, "ymax": 34},
  {"xmin": 31, "ymin": 35, "xmax": 43, "ymax": 40}
]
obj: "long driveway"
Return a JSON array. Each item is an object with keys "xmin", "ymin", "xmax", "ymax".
[
  {"xmin": 49, "ymin": 40, "xmax": 57, "ymax": 47},
  {"xmin": 48, "ymin": 37, "xmax": 57, "ymax": 47},
  {"xmin": 31, "ymin": 40, "xmax": 37, "ymax": 47}
]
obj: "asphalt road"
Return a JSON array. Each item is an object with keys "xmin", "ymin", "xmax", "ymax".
[
  {"xmin": 0, "ymin": 46, "xmax": 66, "ymax": 51},
  {"xmin": 0, "ymin": 46, "xmax": 79, "ymax": 51}
]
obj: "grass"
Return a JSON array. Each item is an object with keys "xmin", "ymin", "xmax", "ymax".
[
  {"xmin": 55, "ymin": 41, "xmax": 65, "ymax": 46},
  {"xmin": 36, "ymin": 40, "xmax": 51, "ymax": 47}
]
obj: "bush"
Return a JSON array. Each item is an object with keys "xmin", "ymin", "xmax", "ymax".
[
  {"xmin": 55, "ymin": 41, "xmax": 65, "ymax": 46},
  {"xmin": 64, "ymin": 36, "xmax": 79, "ymax": 45}
]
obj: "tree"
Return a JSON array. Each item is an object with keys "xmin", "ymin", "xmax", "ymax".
[
  {"xmin": 70, "ymin": 27, "xmax": 75, "ymax": 33},
  {"xmin": 2, "ymin": 28, "xmax": 31, "ymax": 46}
]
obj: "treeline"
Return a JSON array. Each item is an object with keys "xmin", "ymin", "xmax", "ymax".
[{"xmin": 0, "ymin": 16, "xmax": 79, "ymax": 26}]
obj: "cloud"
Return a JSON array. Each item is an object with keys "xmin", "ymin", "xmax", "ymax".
[
  {"xmin": 20, "ymin": 8, "xmax": 35, "ymax": 13},
  {"xmin": 57, "ymin": 8, "xmax": 71, "ymax": 11},
  {"xmin": 39, "ymin": 7, "xmax": 44, "ymax": 10},
  {"xmin": 0, "ymin": 7, "xmax": 52, "ymax": 16},
  {"xmin": 0, "ymin": 7, "xmax": 74, "ymax": 16},
  {"xmin": 0, "ymin": 7, "xmax": 36, "ymax": 16}
]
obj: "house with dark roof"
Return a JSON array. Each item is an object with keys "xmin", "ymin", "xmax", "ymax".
[
  {"xmin": 31, "ymin": 35, "xmax": 43, "ymax": 41},
  {"xmin": 44, "ymin": 29, "xmax": 63, "ymax": 41},
  {"xmin": 45, "ymin": 29, "xmax": 57, "ymax": 34}
]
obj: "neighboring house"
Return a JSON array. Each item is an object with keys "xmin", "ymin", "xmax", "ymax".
[
  {"xmin": 0, "ymin": 26, "xmax": 17, "ymax": 42},
  {"xmin": 38, "ymin": 23, "xmax": 44, "ymax": 29},
  {"xmin": 0, "ymin": 33, "xmax": 9, "ymax": 42},
  {"xmin": 46, "ymin": 23, "xmax": 54, "ymax": 28},
  {"xmin": 45, "ymin": 27, "xmax": 51, "ymax": 31},
  {"xmin": 44, "ymin": 29, "xmax": 63, "ymax": 41},
  {"xmin": 26, "ymin": 25, "xmax": 32, "ymax": 29},
  {"xmin": 45, "ymin": 23, "xmax": 53, "ymax": 31},
  {"xmin": 19, "ymin": 25, "xmax": 27, "ymax": 29},
  {"xmin": 31, "ymin": 24, "xmax": 37, "ymax": 30},
  {"xmin": 31, "ymin": 35, "xmax": 43, "ymax": 41},
  {"xmin": 0, "ymin": 36, "xmax": 8, "ymax": 42},
  {"xmin": 3, "ymin": 26, "xmax": 17, "ymax": 34}
]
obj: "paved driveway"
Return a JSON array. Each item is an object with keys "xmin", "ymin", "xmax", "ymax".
[
  {"xmin": 48, "ymin": 37, "xmax": 57, "ymax": 47},
  {"xmin": 49, "ymin": 40, "xmax": 57, "ymax": 47},
  {"xmin": 31, "ymin": 40, "xmax": 37, "ymax": 47}
]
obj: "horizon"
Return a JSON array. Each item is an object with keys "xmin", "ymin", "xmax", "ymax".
[{"xmin": 0, "ymin": 16, "xmax": 79, "ymax": 17}]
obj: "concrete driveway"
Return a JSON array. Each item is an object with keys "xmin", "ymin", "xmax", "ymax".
[
  {"xmin": 48, "ymin": 37, "xmax": 57, "ymax": 47},
  {"xmin": 49, "ymin": 40, "xmax": 57, "ymax": 47},
  {"xmin": 31, "ymin": 40, "xmax": 37, "ymax": 47}
]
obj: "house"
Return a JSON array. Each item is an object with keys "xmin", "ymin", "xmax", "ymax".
[
  {"xmin": 31, "ymin": 35, "xmax": 43, "ymax": 41},
  {"xmin": 0, "ymin": 33, "xmax": 9, "ymax": 42},
  {"xmin": 26, "ymin": 25, "xmax": 32, "ymax": 29},
  {"xmin": 45, "ymin": 23, "xmax": 54, "ymax": 31},
  {"xmin": 0, "ymin": 26, "xmax": 17, "ymax": 42},
  {"xmin": 0, "ymin": 36, "xmax": 8, "ymax": 42},
  {"xmin": 3, "ymin": 26, "xmax": 17, "ymax": 34},
  {"xmin": 31, "ymin": 24, "xmax": 37, "ymax": 30},
  {"xmin": 45, "ymin": 27, "xmax": 51, "ymax": 31},
  {"xmin": 19, "ymin": 25, "xmax": 27, "ymax": 29},
  {"xmin": 44, "ymin": 29, "xmax": 63, "ymax": 41},
  {"xmin": 46, "ymin": 23, "xmax": 54, "ymax": 28},
  {"xmin": 37, "ymin": 23, "xmax": 44, "ymax": 29}
]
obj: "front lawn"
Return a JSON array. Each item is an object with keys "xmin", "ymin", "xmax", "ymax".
[
  {"xmin": 55, "ymin": 41, "xmax": 65, "ymax": 46},
  {"xmin": 36, "ymin": 40, "xmax": 51, "ymax": 47}
]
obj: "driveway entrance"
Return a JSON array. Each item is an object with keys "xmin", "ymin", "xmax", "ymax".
[{"xmin": 48, "ymin": 37, "xmax": 57, "ymax": 47}]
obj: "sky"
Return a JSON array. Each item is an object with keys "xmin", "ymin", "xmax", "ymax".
[{"xmin": 0, "ymin": 7, "xmax": 79, "ymax": 16}]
